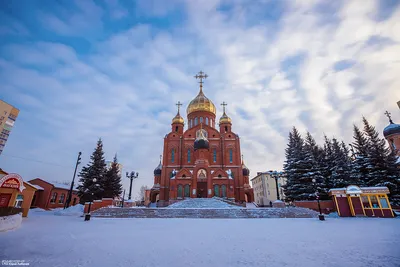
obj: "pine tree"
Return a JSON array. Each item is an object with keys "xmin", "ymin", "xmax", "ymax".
[
  {"xmin": 349, "ymin": 125, "xmax": 370, "ymax": 186},
  {"xmin": 77, "ymin": 139, "xmax": 107, "ymax": 203},
  {"xmin": 103, "ymin": 154, "xmax": 123, "ymax": 198},
  {"xmin": 362, "ymin": 117, "xmax": 400, "ymax": 205},
  {"xmin": 330, "ymin": 138, "xmax": 351, "ymax": 188},
  {"xmin": 283, "ymin": 127, "xmax": 315, "ymax": 201}
]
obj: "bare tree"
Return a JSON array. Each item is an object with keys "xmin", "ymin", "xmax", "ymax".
[{"xmin": 138, "ymin": 185, "xmax": 149, "ymax": 201}]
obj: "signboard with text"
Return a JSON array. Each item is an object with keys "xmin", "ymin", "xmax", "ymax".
[{"xmin": 0, "ymin": 173, "xmax": 25, "ymax": 192}]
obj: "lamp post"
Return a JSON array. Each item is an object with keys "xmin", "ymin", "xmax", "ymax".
[
  {"xmin": 268, "ymin": 170, "xmax": 282, "ymax": 201},
  {"xmin": 64, "ymin": 152, "xmax": 82, "ymax": 209},
  {"xmin": 126, "ymin": 171, "xmax": 139, "ymax": 200},
  {"xmin": 312, "ymin": 178, "xmax": 325, "ymax": 221},
  {"xmin": 84, "ymin": 178, "xmax": 99, "ymax": 221}
]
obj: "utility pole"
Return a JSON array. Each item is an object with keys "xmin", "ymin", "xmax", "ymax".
[{"xmin": 65, "ymin": 152, "xmax": 82, "ymax": 209}]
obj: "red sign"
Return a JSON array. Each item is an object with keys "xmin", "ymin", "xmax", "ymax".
[
  {"xmin": 1, "ymin": 178, "xmax": 20, "ymax": 189},
  {"xmin": 0, "ymin": 173, "xmax": 24, "ymax": 192}
]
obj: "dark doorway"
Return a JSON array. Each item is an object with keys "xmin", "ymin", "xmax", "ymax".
[
  {"xmin": 73, "ymin": 198, "xmax": 77, "ymax": 205},
  {"xmin": 197, "ymin": 182, "xmax": 207, "ymax": 198}
]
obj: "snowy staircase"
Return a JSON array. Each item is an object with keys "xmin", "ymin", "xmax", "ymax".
[{"xmin": 92, "ymin": 198, "xmax": 318, "ymax": 218}]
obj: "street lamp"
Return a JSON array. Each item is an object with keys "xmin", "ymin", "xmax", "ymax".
[
  {"xmin": 65, "ymin": 152, "xmax": 82, "ymax": 209},
  {"xmin": 84, "ymin": 178, "xmax": 98, "ymax": 221},
  {"xmin": 268, "ymin": 170, "xmax": 282, "ymax": 201},
  {"xmin": 126, "ymin": 171, "xmax": 139, "ymax": 200},
  {"xmin": 312, "ymin": 178, "xmax": 325, "ymax": 221}
]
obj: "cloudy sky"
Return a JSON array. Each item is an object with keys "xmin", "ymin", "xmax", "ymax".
[{"xmin": 0, "ymin": 0, "xmax": 399, "ymax": 198}]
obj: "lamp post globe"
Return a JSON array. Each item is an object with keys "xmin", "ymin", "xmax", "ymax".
[{"xmin": 126, "ymin": 171, "xmax": 139, "ymax": 200}]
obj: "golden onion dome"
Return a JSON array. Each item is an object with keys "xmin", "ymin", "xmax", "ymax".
[
  {"xmin": 219, "ymin": 112, "xmax": 232, "ymax": 124},
  {"xmin": 186, "ymin": 88, "xmax": 216, "ymax": 116},
  {"xmin": 172, "ymin": 112, "xmax": 184, "ymax": 124}
]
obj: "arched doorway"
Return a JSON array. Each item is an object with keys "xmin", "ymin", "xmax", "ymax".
[
  {"xmin": 151, "ymin": 192, "xmax": 159, "ymax": 203},
  {"xmin": 197, "ymin": 169, "xmax": 208, "ymax": 198},
  {"xmin": 184, "ymin": 185, "xmax": 190, "ymax": 198},
  {"xmin": 245, "ymin": 193, "xmax": 252, "ymax": 203},
  {"xmin": 214, "ymin": 185, "xmax": 220, "ymax": 197}
]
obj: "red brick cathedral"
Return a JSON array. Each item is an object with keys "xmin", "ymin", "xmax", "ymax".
[{"xmin": 150, "ymin": 71, "xmax": 254, "ymax": 207}]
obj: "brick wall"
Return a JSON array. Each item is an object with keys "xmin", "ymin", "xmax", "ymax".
[{"xmin": 294, "ymin": 200, "xmax": 335, "ymax": 214}]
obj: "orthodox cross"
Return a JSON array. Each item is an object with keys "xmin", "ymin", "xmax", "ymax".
[
  {"xmin": 241, "ymin": 154, "xmax": 244, "ymax": 163},
  {"xmin": 194, "ymin": 71, "xmax": 208, "ymax": 89},
  {"xmin": 176, "ymin": 101, "xmax": 182, "ymax": 114},
  {"xmin": 384, "ymin": 111, "xmax": 393, "ymax": 124},
  {"xmin": 221, "ymin": 101, "xmax": 228, "ymax": 114}
]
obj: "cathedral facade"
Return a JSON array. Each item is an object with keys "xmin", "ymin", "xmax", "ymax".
[{"xmin": 150, "ymin": 72, "xmax": 253, "ymax": 207}]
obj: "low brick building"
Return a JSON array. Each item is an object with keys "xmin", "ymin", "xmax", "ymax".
[{"xmin": 28, "ymin": 178, "xmax": 80, "ymax": 210}]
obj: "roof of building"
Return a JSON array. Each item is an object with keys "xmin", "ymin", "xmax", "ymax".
[
  {"xmin": 383, "ymin": 122, "xmax": 400, "ymax": 137},
  {"xmin": 25, "ymin": 181, "xmax": 44, "ymax": 190},
  {"xmin": 29, "ymin": 178, "xmax": 78, "ymax": 191}
]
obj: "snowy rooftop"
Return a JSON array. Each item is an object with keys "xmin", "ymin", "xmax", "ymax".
[{"xmin": 25, "ymin": 182, "xmax": 44, "ymax": 190}]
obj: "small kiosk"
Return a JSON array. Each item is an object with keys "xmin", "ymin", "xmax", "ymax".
[{"xmin": 329, "ymin": 185, "xmax": 394, "ymax": 218}]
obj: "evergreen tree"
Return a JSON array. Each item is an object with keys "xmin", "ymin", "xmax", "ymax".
[
  {"xmin": 349, "ymin": 125, "xmax": 370, "ymax": 186},
  {"xmin": 330, "ymin": 138, "xmax": 351, "ymax": 188},
  {"xmin": 103, "ymin": 154, "xmax": 123, "ymax": 198},
  {"xmin": 362, "ymin": 117, "xmax": 400, "ymax": 205},
  {"xmin": 283, "ymin": 127, "xmax": 315, "ymax": 201},
  {"xmin": 303, "ymin": 132, "xmax": 327, "ymax": 199},
  {"xmin": 77, "ymin": 139, "xmax": 107, "ymax": 203}
]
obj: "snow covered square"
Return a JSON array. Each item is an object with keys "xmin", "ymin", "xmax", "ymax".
[{"xmin": 1, "ymin": 212, "xmax": 399, "ymax": 267}]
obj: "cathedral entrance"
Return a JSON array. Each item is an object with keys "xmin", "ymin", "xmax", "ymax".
[{"xmin": 197, "ymin": 182, "xmax": 208, "ymax": 198}]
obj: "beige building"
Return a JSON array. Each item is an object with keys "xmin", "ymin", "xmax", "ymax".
[
  {"xmin": 251, "ymin": 171, "xmax": 286, "ymax": 207},
  {"xmin": 0, "ymin": 100, "xmax": 19, "ymax": 155}
]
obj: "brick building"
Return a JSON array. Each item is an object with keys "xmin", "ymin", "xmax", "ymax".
[
  {"xmin": 149, "ymin": 71, "xmax": 253, "ymax": 207},
  {"xmin": 28, "ymin": 178, "xmax": 80, "ymax": 210}
]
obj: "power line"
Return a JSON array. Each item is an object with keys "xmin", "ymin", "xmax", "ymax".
[{"xmin": 1, "ymin": 154, "xmax": 73, "ymax": 168}]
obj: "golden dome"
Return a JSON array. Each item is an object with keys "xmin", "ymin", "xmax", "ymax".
[
  {"xmin": 219, "ymin": 112, "xmax": 232, "ymax": 124},
  {"xmin": 186, "ymin": 88, "xmax": 216, "ymax": 115},
  {"xmin": 172, "ymin": 112, "xmax": 184, "ymax": 124}
]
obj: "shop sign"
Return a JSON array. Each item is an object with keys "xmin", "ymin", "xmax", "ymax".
[{"xmin": 0, "ymin": 173, "xmax": 25, "ymax": 192}]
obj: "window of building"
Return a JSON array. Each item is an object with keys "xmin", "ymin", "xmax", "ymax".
[
  {"xmin": 50, "ymin": 192, "xmax": 58, "ymax": 203},
  {"xmin": 175, "ymin": 126, "xmax": 178, "ymax": 132},
  {"xmin": 229, "ymin": 149, "xmax": 233, "ymax": 163},
  {"xmin": 370, "ymin": 195, "xmax": 379, "ymax": 208},
  {"xmin": 171, "ymin": 149, "xmax": 175, "ymax": 163},
  {"xmin": 218, "ymin": 174, "xmax": 222, "ymax": 178},
  {"xmin": 59, "ymin": 193, "xmax": 65, "ymax": 204},
  {"xmin": 187, "ymin": 149, "xmax": 191, "ymax": 163},
  {"xmin": 206, "ymin": 117, "xmax": 209, "ymax": 125},
  {"xmin": 14, "ymin": 195, "xmax": 23, "ymax": 208},
  {"xmin": 214, "ymin": 185, "xmax": 220, "ymax": 197},
  {"xmin": 379, "ymin": 196, "xmax": 389, "ymax": 208},
  {"xmin": 225, "ymin": 126, "xmax": 228, "ymax": 132},
  {"xmin": 213, "ymin": 149, "xmax": 217, "ymax": 162},
  {"xmin": 184, "ymin": 185, "xmax": 190, "ymax": 197},
  {"xmin": 221, "ymin": 185, "xmax": 227, "ymax": 197},
  {"xmin": 361, "ymin": 196, "xmax": 370, "ymax": 208},
  {"xmin": 195, "ymin": 117, "xmax": 198, "ymax": 125},
  {"xmin": 177, "ymin": 185, "xmax": 183, "ymax": 198},
  {"xmin": 200, "ymin": 117, "xmax": 203, "ymax": 123}
]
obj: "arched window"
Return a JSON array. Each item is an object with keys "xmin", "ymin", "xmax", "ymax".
[
  {"xmin": 225, "ymin": 126, "xmax": 228, "ymax": 132},
  {"xmin": 214, "ymin": 185, "xmax": 220, "ymax": 197},
  {"xmin": 221, "ymin": 185, "xmax": 227, "ymax": 197},
  {"xmin": 190, "ymin": 120, "xmax": 192, "ymax": 128},
  {"xmin": 59, "ymin": 193, "xmax": 65, "ymax": 204},
  {"xmin": 213, "ymin": 149, "xmax": 217, "ymax": 162},
  {"xmin": 184, "ymin": 185, "xmax": 190, "ymax": 197},
  {"xmin": 206, "ymin": 117, "xmax": 209, "ymax": 125},
  {"xmin": 211, "ymin": 119, "xmax": 214, "ymax": 128},
  {"xmin": 178, "ymin": 185, "xmax": 183, "ymax": 198},
  {"xmin": 171, "ymin": 149, "xmax": 175, "ymax": 163},
  {"xmin": 229, "ymin": 149, "xmax": 233, "ymax": 163},
  {"xmin": 187, "ymin": 149, "xmax": 191, "ymax": 163},
  {"xmin": 200, "ymin": 117, "xmax": 203, "ymax": 123},
  {"xmin": 195, "ymin": 117, "xmax": 198, "ymax": 125}
]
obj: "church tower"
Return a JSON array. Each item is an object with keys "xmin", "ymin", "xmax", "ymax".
[
  {"xmin": 150, "ymin": 71, "xmax": 254, "ymax": 207},
  {"xmin": 383, "ymin": 111, "xmax": 400, "ymax": 156}
]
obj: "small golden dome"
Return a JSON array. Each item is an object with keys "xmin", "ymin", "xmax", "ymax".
[
  {"xmin": 172, "ymin": 113, "xmax": 184, "ymax": 124},
  {"xmin": 186, "ymin": 89, "xmax": 216, "ymax": 116},
  {"xmin": 219, "ymin": 112, "xmax": 232, "ymax": 124}
]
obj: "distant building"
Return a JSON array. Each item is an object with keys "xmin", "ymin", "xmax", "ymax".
[
  {"xmin": 28, "ymin": 178, "xmax": 80, "ymax": 210},
  {"xmin": 0, "ymin": 100, "xmax": 19, "ymax": 155},
  {"xmin": 251, "ymin": 171, "xmax": 286, "ymax": 207}
]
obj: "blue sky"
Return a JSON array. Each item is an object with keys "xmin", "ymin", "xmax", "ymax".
[{"xmin": 0, "ymin": 0, "xmax": 399, "ymax": 198}]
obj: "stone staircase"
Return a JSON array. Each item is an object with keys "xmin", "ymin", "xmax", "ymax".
[{"xmin": 92, "ymin": 199, "xmax": 318, "ymax": 218}]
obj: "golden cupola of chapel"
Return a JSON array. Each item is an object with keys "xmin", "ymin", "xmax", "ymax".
[
  {"xmin": 186, "ymin": 71, "xmax": 216, "ymax": 116},
  {"xmin": 172, "ymin": 101, "xmax": 184, "ymax": 124},
  {"xmin": 219, "ymin": 101, "xmax": 232, "ymax": 124}
]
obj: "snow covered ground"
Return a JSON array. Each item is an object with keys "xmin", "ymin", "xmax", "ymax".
[
  {"xmin": 1, "ymin": 213, "xmax": 399, "ymax": 267},
  {"xmin": 167, "ymin": 198, "xmax": 242, "ymax": 209}
]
